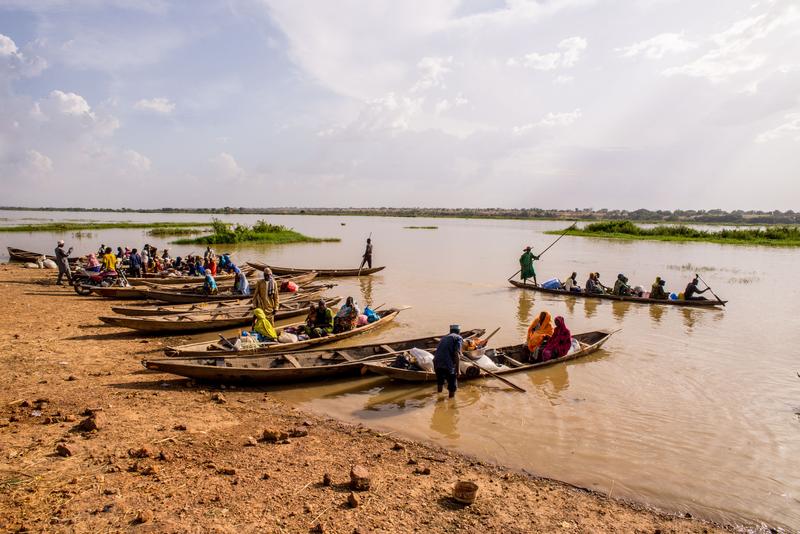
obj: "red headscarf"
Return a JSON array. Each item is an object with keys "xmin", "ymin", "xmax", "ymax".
[{"xmin": 541, "ymin": 316, "xmax": 572, "ymax": 361}]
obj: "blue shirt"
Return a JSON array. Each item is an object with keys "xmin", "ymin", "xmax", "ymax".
[{"xmin": 433, "ymin": 333, "xmax": 463, "ymax": 372}]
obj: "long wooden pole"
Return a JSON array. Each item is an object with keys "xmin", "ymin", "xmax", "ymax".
[
  {"xmin": 695, "ymin": 273, "xmax": 726, "ymax": 307},
  {"xmin": 459, "ymin": 354, "xmax": 526, "ymax": 392},
  {"xmin": 508, "ymin": 221, "xmax": 578, "ymax": 280}
]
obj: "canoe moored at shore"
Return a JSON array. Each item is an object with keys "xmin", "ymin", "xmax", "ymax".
[
  {"xmin": 90, "ymin": 286, "xmax": 152, "ymax": 299},
  {"xmin": 247, "ymin": 261, "xmax": 385, "ymax": 277},
  {"xmin": 7, "ymin": 246, "xmax": 81, "ymax": 264},
  {"xmin": 142, "ymin": 272, "xmax": 323, "ymax": 304},
  {"xmin": 99, "ymin": 296, "xmax": 343, "ymax": 333},
  {"xmin": 108, "ymin": 289, "xmax": 325, "ymax": 317},
  {"xmin": 363, "ymin": 330, "xmax": 615, "ymax": 382},
  {"xmin": 509, "ymin": 279, "xmax": 727, "ymax": 308},
  {"xmin": 164, "ymin": 308, "xmax": 406, "ymax": 357},
  {"xmin": 127, "ymin": 272, "xmax": 240, "ymax": 286},
  {"xmin": 144, "ymin": 329, "xmax": 485, "ymax": 384}
]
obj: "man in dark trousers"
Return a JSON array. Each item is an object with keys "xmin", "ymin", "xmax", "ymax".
[
  {"xmin": 359, "ymin": 237, "xmax": 373, "ymax": 270},
  {"xmin": 434, "ymin": 324, "xmax": 463, "ymax": 398},
  {"xmin": 54, "ymin": 240, "xmax": 73, "ymax": 286}
]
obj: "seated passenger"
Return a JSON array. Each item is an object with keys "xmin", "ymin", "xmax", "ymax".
[
  {"xmin": 585, "ymin": 272, "xmax": 602, "ymax": 294},
  {"xmin": 683, "ymin": 277, "xmax": 709, "ymax": 300},
  {"xmin": 303, "ymin": 299, "xmax": 334, "ymax": 338},
  {"xmin": 203, "ymin": 272, "xmax": 218, "ymax": 295},
  {"xmin": 85, "ymin": 253, "xmax": 102, "ymax": 272},
  {"xmin": 650, "ymin": 277, "xmax": 668, "ymax": 299},
  {"xmin": 333, "ymin": 296, "xmax": 360, "ymax": 333},
  {"xmin": 613, "ymin": 274, "xmax": 631, "ymax": 296},
  {"xmin": 101, "ymin": 247, "xmax": 117, "ymax": 273},
  {"xmin": 251, "ymin": 307, "xmax": 277, "ymax": 341},
  {"xmin": 232, "ymin": 266, "xmax": 250, "ymax": 296},
  {"xmin": 563, "ymin": 272, "xmax": 581, "ymax": 293},
  {"xmin": 525, "ymin": 311, "xmax": 554, "ymax": 362},
  {"xmin": 540, "ymin": 316, "xmax": 572, "ymax": 361}
]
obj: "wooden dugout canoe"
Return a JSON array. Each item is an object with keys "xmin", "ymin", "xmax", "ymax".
[
  {"xmin": 247, "ymin": 261, "xmax": 385, "ymax": 277},
  {"xmin": 142, "ymin": 272, "xmax": 323, "ymax": 304},
  {"xmin": 109, "ymin": 289, "xmax": 325, "ymax": 317},
  {"xmin": 127, "ymin": 272, "xmax": 240, "ymax": 286},
  {"xmin": 363, "ymin": 330, "xmax": 614, "ymax": 382},
  {"xmin": 143, "ymin": 329, "xmax": 485, "ymax": 384},
  {"xmin": 90, "ymin": 286, "xmax": 152, "ymax": 299},
  {"xmin": 508, "ymin": 279, "xmax": 727, "ymax": 308},
  {"xmin": 7, "ymin": 246, "xmax": 81, "ymax": 264},
  {"xmin": 164, "ymin": 308, "xmax": 404, "ymax": 357},
  {"xmin": 99, "ymin": 296, "xmax": 342, "ymax": 333}
]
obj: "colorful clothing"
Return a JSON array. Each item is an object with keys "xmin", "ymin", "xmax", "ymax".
[
  {"xmin": 541, "ymin": 316, "xmax": 572, "ymax": 361},
  {"xmin": 252, "ymin": 308, "xmax": 277, "ymax": 340},
  {"xmin": 233, "ymin": 267, "xmax": 250, "ymax": 296},
  {"xmin": 334, "ymin": 298, "xmax": 360, "ymax": 333},
  {"xmin": 101, "ymin": 253, "xmax": 117, "ymax": 272},
  {"xmin": 519, "ymin": 251, "xmax": 537, "ymax": 280},
  {"xmin": 253, "ymin": 273, "xmax": 279, "ymax": 318},
  {"xmin": 526, "ymin": 311, "xmax": 554, "ymax": 352},
  {"xmin": 203, "ymin": 273, "xmax": 218, "ymax": 295},
  {"xmin": 304, "ymin": 305, "xmax": 333, "ymax": 338}
]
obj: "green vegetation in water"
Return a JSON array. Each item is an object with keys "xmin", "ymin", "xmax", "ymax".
[
  {"xmin": 147, "ymin": 227, "xmax": 208, "ymax": 237},
  {"xmin": 550, "ymin": 220, "xmax": 800, "ymax": 247},
  {"xmin": 173, "ymin": 219, "xmax": 340, "ymax": 245},
  {"xmin": 71, "ymin": 231, "xmax": 94, "ymax": 238},
  {"xmin": 404, "ymin": 226, "xmax": 438, "ymax": 229},
  {"xmin": 0, "ymin": 221, "xmax": 211, "ymax": 233}
]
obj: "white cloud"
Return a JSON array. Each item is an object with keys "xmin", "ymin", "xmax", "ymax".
[
  {"xmin": 410, "ymin": 56, "xmax": 453, "ymax": 93},
  {"xmin": 211, "ymin": 152, "xmax": 244, "ymax": 179},
  {"xmin": 435, "ymin": 94, "xmax": 468, "ymax": 115},
  {"xmin": 553, "ymin": 75, "xmax": 574, "ymax": 85},
  {"xmin": 124, "ymin": 149, "xmax": 152, "ymax": 171},
  {"xmin": 617, "ymin": 33, "xmax": 697, "ymax": 60},
  {"xmin": 664, "ymin": 4, "xmax": 800, "ymax": 82},
  {"xmin": 755, "ymin": 112, "xmax": 800, "ymax": 143},
  {"xmin": 0, "ymin": 34, "xmax": 19, "ymax": 56},
  {"xmin": 510, "ymin": 36, "xmax": 587, "ymax": 71},
  {"xmin": 513, "ymin": 108, "xmax": 582, "ymax": 134},
  {"xmin": 0, "ymin": 33, "xmax": 48, "ymax": 79},
  {"xmin": 24, "ymin": 149, "xmax": 53, "ymax": 174},
  {"xmin": 135, "ymin": 97, "xmax": 175, "ymax": 114}
]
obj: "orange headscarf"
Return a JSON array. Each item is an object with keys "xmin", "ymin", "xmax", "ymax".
[{"xmin": 527, "ymin": 311, "xmax": 554, "ymax": 351}]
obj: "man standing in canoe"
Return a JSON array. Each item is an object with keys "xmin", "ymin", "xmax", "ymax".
[
  {"xmin": 359, "ymin": 237, "xmax": 373, "ymax": 270},
  {"xmin": 253, "ymin": 267, "xmax": 279, "ymax": 323},
  {"xmin": 434, "ymin": 325, "xmax": 463, "ymax": 398},
  {"xmin": 54, "ymin": 240, "xmax": 73, "ymax": 286},
  {"xmin": 519, "ymin": 246, "xmax": 539, "ymax": 286}
]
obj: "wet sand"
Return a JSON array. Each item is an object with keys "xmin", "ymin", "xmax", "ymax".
[{"xmin": 0, "ymin": 265, "xmax": 731, "ymax": 533}]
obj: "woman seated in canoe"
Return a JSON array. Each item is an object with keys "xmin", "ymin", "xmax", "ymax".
[
  {"xmin": 613, "ymin": 274, "xmax": 632, "ymax": 296},
  {"xmin": 525, "ymin": 311, "xmax": 554, "ymax": 362},
  {"xmin": 251, "ymin": 308, "xmax": 277, "ymax": 342},
  {"xmin": 232, "ymin": 265, "xmax": 250, "ymax": 296},
  {"xmin": 333, "ymin": 297, "xmax": 360, "ymax": 333},
  {"xmin": 540, "ymin": 316, "xmax": 572, "ymax": 361},
  {"xmin": 203, "ymin": 272, "xmax": 218, "ymax": 295},
  {"xmin": 101, "ymin": 247, "xmax": 117, "ymax": 273},
  {"xmin": 650, "ymin": 277, "xmax": 668, "ymax": 299},
  {"xmin": 563, "ymin": 272, "xmax": 581, "ymax": 293},
  {"xmin": 85, "ymin": 253, "xmax": 102, "ymax": 272},
  {"xmin": 303, "ymin": 299, "xmax": 334, "ymax": 338}
]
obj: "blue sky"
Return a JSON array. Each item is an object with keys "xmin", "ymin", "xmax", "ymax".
[{"xmin": 1, "ymin": 0, "xmax": 798, "ymax": 210}]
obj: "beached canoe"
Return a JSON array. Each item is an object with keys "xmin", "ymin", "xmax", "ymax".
[
  {"xmin": 247, "ymin": 261, "xmax": 385, "ymax": 277},
  {"xmin": 127, "ymin": 272, "xmax": 239, "ymax": 286},
  {"xmin": 164, "ymin": 308, "xmax": 405, "ymax": 357},
  {"xmin": 99, "ymin": 296, "xmax": 342, "ymax": 333},
  {"xmin": 109, "ymin": 289, "xmax": 325, "ymax": 317},
  {"xmin": 509, "ymin": 279, "xmax": 727, "ymax": 308},
  {"xmin": 141, "ymin": 272, "xmax": 324, "ymax": 304},
  {"xmin": 144, "ymin": 329, "xmax": 485, "ymax": 384},
  {"xmin": 7, "ymin": 246, "xmax": 80, "ymax": 264},
  {"xmin": 363, "ymin": 330, "xmax": 614, "ymax": 382},
  {"xmin": 90, "ymin": 286, "xmax": 152, "ymax": 299}
]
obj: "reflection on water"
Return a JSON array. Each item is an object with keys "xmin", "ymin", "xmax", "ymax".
[
  {"xmin": 611, "ymin": 301, "xmax": 632, "ymax": 322},
  {"xmin": 4, "ymin": 210, "xmax": 800, "ymax": 530},
  {"xmin": 649, "ymin": 303, "xmax": 665, "ymax": 324},
  {"xmin": 583, "ymin": 297, "xmax": 598, "ymax": 319},
  {"xmin": 516, "ymin": 290, "xmax": 533, "ymax": 328}
]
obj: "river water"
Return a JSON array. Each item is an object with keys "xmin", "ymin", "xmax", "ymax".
[{"xmin": 2, "ymin": 210, "xmax": 799, "ymax": 531}]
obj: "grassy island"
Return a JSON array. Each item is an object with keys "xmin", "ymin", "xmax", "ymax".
[
  {"xmin": 0, "ymin": 221, "xmax": 210, "ymax": 233},
  {"xmin": 550, "ymin": 220, "xmax": 800, "ymax": 247},
  {"xmin": 173, "ymin": 219, "xmax": 339, "ymax": 245},
  {"xmin": 404, "ymin": 226, "xmax": 438, "ymax": 229},
  {"xmin": 147, "ymin": 227, "xmax": 208, "ymax": 237}
]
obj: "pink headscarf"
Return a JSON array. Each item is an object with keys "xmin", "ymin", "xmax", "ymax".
[{"xmin": 541, "ymin": 316, "xmax": 572, "ymax": 361}]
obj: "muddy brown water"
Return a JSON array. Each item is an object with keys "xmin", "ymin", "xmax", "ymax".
[{"xmin": 3, "ymin": 210, "xmax": 799, "ymax": 530}]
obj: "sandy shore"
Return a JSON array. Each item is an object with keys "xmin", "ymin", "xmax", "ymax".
[{"xmin": 0, "ymin": 264, "xmax": 731, "ymax": 533}]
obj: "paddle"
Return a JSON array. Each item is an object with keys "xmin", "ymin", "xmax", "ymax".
[
  {"xmin": 458, "ymin": 354, "xmax": 526, "ymax": 392},
  {"xmin": 477, "ymin": 327, "xmax": 501, "ymax": 348},
  {"xmin": 357, "ymin": 232, "xmax": 373, "ymax": 277},
  {"xmin": 695, "ymin": 273, "xmax": 726, "ymax": 307},
  {"xmin": 508, "ymin": 221, "xmax": 578, "ymax": 281}
]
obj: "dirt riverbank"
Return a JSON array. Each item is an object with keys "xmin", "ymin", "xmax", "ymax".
[{"xmin": 0, "ymin": 265, "xmax": 732, "ymax": 533}]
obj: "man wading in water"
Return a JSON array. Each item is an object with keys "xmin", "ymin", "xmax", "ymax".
[
  {"xmin": 519, "ymin": 246, "xmax": 539, "ymax": 286},
  {"xmin": 434, "ymin": 325, "xmax": 463, "ymax": 398}
]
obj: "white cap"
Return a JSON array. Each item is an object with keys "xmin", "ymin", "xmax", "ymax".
[{"xmin": 57, "ymin": 240, "xmax": 65, "ymax": 246}]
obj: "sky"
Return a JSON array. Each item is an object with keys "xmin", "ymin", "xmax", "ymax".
[{"xmin": 0, "ymin": 0, "xmax": 798, "ymax": 211}]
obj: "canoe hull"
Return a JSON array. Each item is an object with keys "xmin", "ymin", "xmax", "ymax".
[
  {"xmin": 7, "ymin": 246, "xmax": 80, "ymax": 264},
  {"xmin": 248, "ymin": 261, "xmax": 385, "ymax": 277},
  {"xmin": 363, "ymin": 330, "xmax": 614, "ymax": 382},
  {"xmin": 91, "ymin": 286, "xmax": 151, "ymax": 299},
  {"xmin": 143, "ymin": 329, "xmax": 485, "ymax": 384},
  {"xmin": 509, "ymin": 279, "xmax": 726, "ymax": 308}
]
